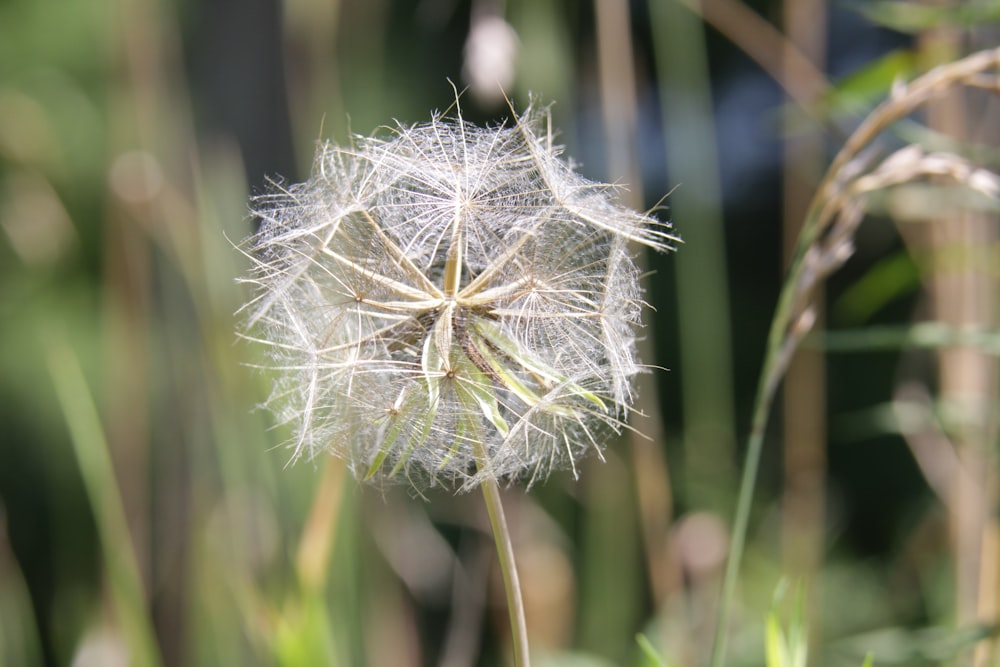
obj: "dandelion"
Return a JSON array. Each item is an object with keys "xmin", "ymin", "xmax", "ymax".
[
  {"xmin": 239, "ymin": 98, "xmax": 677, "ymax": 492},
  {"xmin": 239, "ymin": 95, "xmax": 676, "ymax": 666}
]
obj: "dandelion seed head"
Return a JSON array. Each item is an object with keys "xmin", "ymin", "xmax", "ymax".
[{"xmin": 239, "ymin": 100, "xmax": 678, "ymax": 491}]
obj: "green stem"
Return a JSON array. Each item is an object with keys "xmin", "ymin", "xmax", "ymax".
[
  {"xmin": 45, "ymin": 334, "xmax": 162, "ymax": 667},
  {"xmin": 651, "ymin": 0, "xmax": 737, "ymax": 516},
  {"xmin": 709, "ymin": 357, "xmax": 780, "ymax": 667},
  {"xmin": 479, "ymin": 472, "xmax": 530, "ymax": 667},
  {"xmin": 710, "ymin": 183, "xmax": 821, "ymax": 667}
]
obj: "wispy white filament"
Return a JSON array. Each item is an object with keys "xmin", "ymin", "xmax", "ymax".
[{"xmin": 239, "ymin": 100, "xmax": 677, "ymax": 491}]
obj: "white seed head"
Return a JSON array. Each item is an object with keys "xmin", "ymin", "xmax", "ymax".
[{"xmin": 239, "ymin": 101, "xmax": 677, "ymax": 491}]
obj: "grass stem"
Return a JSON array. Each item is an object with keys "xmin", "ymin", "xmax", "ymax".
[
  {"xmin": 710, "ymin": 46, "xmax": 1000, "ymax": 667},
  {"xmin": 45, "ymin": 334, "xmax": 162, "ymax": 667}
]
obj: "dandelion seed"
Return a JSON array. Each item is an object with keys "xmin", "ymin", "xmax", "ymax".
[{"xmin": 239, "ymin": 99, "xmax": 678, "ymax": 491}]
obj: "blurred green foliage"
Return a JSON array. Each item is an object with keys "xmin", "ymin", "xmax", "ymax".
[{"xmin": 1, "ymin": 0, "xmax": 999, "ymax": 666}]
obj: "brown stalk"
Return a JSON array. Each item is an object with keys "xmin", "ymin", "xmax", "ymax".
[
  {"xmin": 594, "ymin": 0, "xmax": 676, "ymax": 615},
  {"xmin": 780, "ymin": 0, "xmax": 827, "ymax": 656},
  {"xmin": 916, "ymin": 21, "xmax": 1000, "ymax": 667}
]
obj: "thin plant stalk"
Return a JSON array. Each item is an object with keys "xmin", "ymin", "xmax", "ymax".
[
  {"xmin": 709, "ymin": 347, "xmax": 778, "ymax": 667},
  {"xmin": 675, "ymin": 0, "xmax": 829, "ymax": 111},
  {"xmin": 919, "ymin": 27, "xmax": 1000, "ymax": 665},
  {"xmin": 46, "ymin": 334, "xmax": 162, "ymax": 667},
  {"xmin": 650, "ymin": 0, "xmax": 737, "ymax": 517},
  {"xmin": 478, "ymin": 471, "xmax": 531, "ymax": 667},
  {"xmin": 780, "ymin": 0, "xmax": 827, "ymax": 650},
  {"xmin": 710, "ymin": 46, "xmax": 1000, "ymax": 667},
  {"xmin": 593, "ymin": 0, "xmax": 668, "ymax": 649}
]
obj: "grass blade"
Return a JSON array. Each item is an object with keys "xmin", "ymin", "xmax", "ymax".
[{"xmin": 45, "ymin": 332, "xmax": 162, "ymax": 667}]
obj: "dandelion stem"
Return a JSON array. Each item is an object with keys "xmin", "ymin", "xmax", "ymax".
[{"xmin": 477, "ymin": 464, "xmax": 530, "ymax": 667}]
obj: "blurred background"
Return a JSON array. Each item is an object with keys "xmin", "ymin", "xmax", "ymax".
[{"xmin": 1, "ymin": 0, "xmax": 998, "ymax": 665}]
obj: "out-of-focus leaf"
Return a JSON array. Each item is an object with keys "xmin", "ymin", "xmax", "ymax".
[
  {"xmin": 534, "ymin": 650, "xmax": 618, "ymax": 667},
  {"xmin": 766, "ymin": 613, "xmax": 789, "ymax": 667},
  {"xmin": 0, "ymin": 521, "xmax": 43, "ymax": 667},
  {"xmin": 273, "ymin": 594, "xmax": 338, "ymax": 667},
  {"xmin": 818, "ymin": 322, "xmax": 1000, "ymax": 355},
  {"xmin": 766, "ymin": 582, "xmax": 808, "ymax": 667},
  {"xmin": 46, "ymin": 335, "xmax": 162, "ymax": 667},
  {"xmin": 852, "ymin": 0, "xmax": 1000, "ymax": 33},
  {"xmin": 635, "ymin": 633, "xmax": 670, "ymax": 667},
  {"xmin": 832, "ymin": 251, "xmax": 920, "ymax": 325},
  {"xmin": 823, "ymin": 50, "xmax": 916, "ymax": 119},
  {"xmin": 832, "ymin": 623, "xmax": 999, "ymax": 664}
]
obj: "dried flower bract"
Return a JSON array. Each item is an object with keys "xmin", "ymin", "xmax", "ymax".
[{"xmin": 240, "ymin": 100, "xmax": 677, "ymax": 491}]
